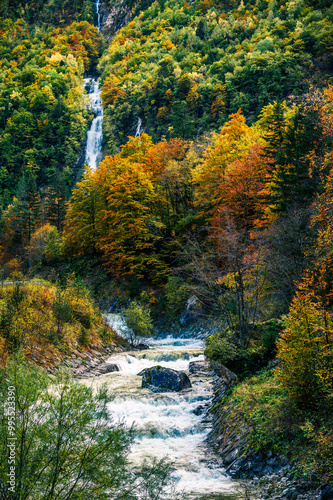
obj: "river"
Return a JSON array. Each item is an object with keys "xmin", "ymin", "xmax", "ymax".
[{"xmin": 82, "ymin": 315, "xmax": 242, "ymax": 500}]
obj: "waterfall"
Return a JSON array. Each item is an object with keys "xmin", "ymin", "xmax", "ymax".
[
  {"xmin": 84, "ymin": 78, "xmax": 103, "ymax": 170},
  {"xmin": 135, "ymin": 117, "xmax": 143, "ymax": 137},
  {"xmin": 95, "ymin": 0, "xmax": 101, "ymax": 31},
  {"xmin": 84, "ymin": 1, "xmax": 103, "ymax": 170}
]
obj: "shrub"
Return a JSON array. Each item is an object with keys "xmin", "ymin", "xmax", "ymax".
[
  {"xmin": 0, "ymin": 277, "xmax": 116, "ymax": 361},
  {"xmin": 79, "ymin": 326, "xmax": 90, "ymax": 346},
  {"xmin": 205, "ymin": 328, "xmax": 267, "ymax": 376},
  {"xmin": 123, "ymin": 301, "xmax": 153, "ymax": 345},
  {"xmin": 164, "ymin": 276, "xmax": 187, "ymax": 317},
  {"xmin": 0, "ymin": 354, "xmax": 183, "ymax": 499},
  {"xmin": 28, "ymin": 224, "xmax": 62, "ymax": 267}
]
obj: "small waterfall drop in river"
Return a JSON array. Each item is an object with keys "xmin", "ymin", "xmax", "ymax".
[{"xmin": 83, "ymin": 314, "xmax": 242, "ymax": 500}]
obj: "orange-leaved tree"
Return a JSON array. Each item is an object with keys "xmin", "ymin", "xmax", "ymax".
[
  {"xmin": 64, "ymin": 136, "xmax": 190, "ymax": 280},
  {"xmin": 98, "ymin": 156, "xmax": 166, "ymax": 279},
  {"xmin": 215, "ymin": 143, "xmax": 269, "ymax": 232},
  {"xmin": 193, "ymin": 110, "xmax": 261, "ymax": 219}
]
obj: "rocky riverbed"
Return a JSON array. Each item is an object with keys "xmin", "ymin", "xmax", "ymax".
[{"xmin": 45, "ymin": 344, "xmax": 121, "ymax": 378}]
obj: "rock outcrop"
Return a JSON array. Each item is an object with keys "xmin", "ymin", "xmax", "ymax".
[
  {"xmin": 180, "ymin": 295, "xmax": 202, "ymax": 327},
  {"xmin": 210, "ymin": 361, "xmax": 238, "ymax": 387},
  {"xmin": 138, "ymin": 366, "xmax": 192, "ymax": 393},
  {"xmin": 100, "ymin": 0, "xmax": 134, "ymax": 38}
]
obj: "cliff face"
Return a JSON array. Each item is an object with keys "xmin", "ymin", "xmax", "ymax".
[{"xmin": 99, "ymin": 0, "xmax": 134, "ymax": 38}]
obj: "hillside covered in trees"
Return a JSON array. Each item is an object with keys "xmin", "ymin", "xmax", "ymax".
[
  {"xmin": 0, "ymin": 0, "xmax": 333, "ymax": 493},
  {"xmin": 99, "ymin": 0, "xmax": 333, "ymax": 150}
]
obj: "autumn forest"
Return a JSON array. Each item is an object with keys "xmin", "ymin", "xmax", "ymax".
[{"xmin": 1, "ymin": 0, "xmax": 333, "ymax": 496}]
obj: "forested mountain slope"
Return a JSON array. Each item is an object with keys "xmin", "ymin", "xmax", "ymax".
[
  {"xmin": 0, "ymin": 1, "xmax": 103, "ymax": 256},
  {"xmin": 0, "ymin": 19, "xmax": 103, "ymax": 205},
  {"xmin": 0, "ymin": 0, "xmax": 95, "ymax": 25},
  {"xmin": 99, "ymin": 0, "xmax": 333, "ymax": 151}
]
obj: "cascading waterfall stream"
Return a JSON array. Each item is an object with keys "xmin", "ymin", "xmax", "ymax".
[
  {"xmin": 82, "ymin": 314, "xmax": 242, "ymax": 500},
  {"xmin": 84, "ymin": 78, "xmax": 103, "ymax": 170},
  {"xmin": 135, "ymin": 117, "xmax": 143, "ymax": 137},
  {"xmin": 84, "ymin": 0, "xmax": 103, "ymax": 170},
  {"xmin": 95, "ymin": 0, "xmax": 101, "ymax": 30}
]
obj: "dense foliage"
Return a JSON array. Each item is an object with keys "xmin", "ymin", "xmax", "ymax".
[
  {"xmin": 221, "ymin": 369, "xmax": 333, "ymax": 481},
  {"xmin": 0, "ymin": 0, "xmax": 95, "ymax": 26},
  {"xmin": 1, "ymin": 0, "xmax": 333, "ymax": 486},
  {"xmin": 0, "ymin": 18, "xmax": 103, "ymax": 210},
  {"xmin": 63, "ymin": 134, "xmax": 196, "ymax": 280},
  {"xmin": 99, "ymin": 0, "xmax": 333, "ymax": 152}
]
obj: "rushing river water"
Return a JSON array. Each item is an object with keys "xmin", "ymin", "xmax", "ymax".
[{"xmin": 82, "ymin": 315, "xmax": 242, "ymax": 500}]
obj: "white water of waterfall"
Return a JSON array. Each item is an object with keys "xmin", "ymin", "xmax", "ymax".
[
  {"xmin": 95, "ymin": 0, "xmax": 101, "ymax": 30},
  {"xmin": 135, "ymin": 117, "xmax": 143, "ymax": 137},
  {"xmin": 83, "ymin": 1, "xmax": 103, "ymax": 170},
  {"xmin": 82, "ymin": 314, "xmax": 242, "ymax": 500},
  {"xmin": 84, "ymin": 78, "xmax": 103, "ymax": 170}
]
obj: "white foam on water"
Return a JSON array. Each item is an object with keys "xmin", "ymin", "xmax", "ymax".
[{"xmin": 83, "ymin": 324, "xmax": 241, "ymax": 499}]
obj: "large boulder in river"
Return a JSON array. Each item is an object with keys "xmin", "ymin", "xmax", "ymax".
[{"xmin": 138, "ymin": 366, "xmax": 192, "ymax": 393}]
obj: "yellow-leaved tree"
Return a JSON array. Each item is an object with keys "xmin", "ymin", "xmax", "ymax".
[{"xmin": 277, "ymin": 292, "xmax": 333, "ymax": 406}]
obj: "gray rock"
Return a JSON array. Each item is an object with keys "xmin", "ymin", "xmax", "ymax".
[
  {"xmin": 138, "ymin": 366, "xmax": 192, "ymax": 393},
  {"xmin": 179, "ymin": 296, "xmax": 202, "ymax": 327},
  {"xmin": 192, "ymin": 405, "xmax": 206, "ymax": 415},
  {"xmin": 210, "ymin": 361, "xmax": 238, "ymax": 387},
  {"xmin": 189, "ymin": 360, "xmax": 209, "ymax": 375},
  {"xmin": 134, "ymin": 343, "xmax": 150, "ymax": 350},
  {"xmin": 97, "ymin": 364, "xmax": 120, "ymax": 374},
  {"xmin": 224, "ymin": 449, "xmax": 239, "ymax": 465},
  {"xmin": 268, "ymin": 457, "xmax": 281, "ymax": 467}
]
